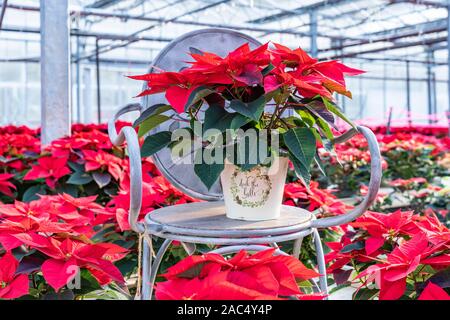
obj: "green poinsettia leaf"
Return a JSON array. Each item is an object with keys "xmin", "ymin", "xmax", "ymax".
[
  {"xmin": 189, "ymin": 47, "xmax": 203, "ymax": 56},
  {"xmin": 203, "ymin": 104, "xmax": 236, "ymax": 133},
  {"xmin": 229, "ymin": 95, "xmax": 266, "ymax": 122},
  {"xmin": 194, "ymin": 150, "xmax": 224, "ymax": 190},
  {"xmin": 321, "ymin": 97, "xmax": 356, "ymax": 129},
  {"xmin": 230, "ymin": 114, "xmax": 252, "ymax": 130},
  {"xmin": 340, "ymin": 241, "xmax": 365, "ymax": 253},
  {"xmin": 137, "ymin": 114, "xmax": 171, "ymax": 138},
  {"xmin": 23, "ymin": 185, "xmax": 47, "ymax": 202},
  {"xmin": 67, "ymin": 171, "xmax": 93, "ymax": 185},
  {"xmin": 203, "ymin": 104, "xmax": 252, "ymax": 138},
  {"xmin": 133, "ymin": 104, "xmax": 172, "ymax": 127},
  {"xmin": 296, "ymin": 109, "xmax": 316, "ymax": 127},
  {"xmin": 92, "ymin": 172, "xmax": 111, "ymax": 189},
  {"xmin": 141, "ymin": 131, "xmax": 173, "ymax": 157},
  {"xmin": 314, "ymin": 153, "xmax": 327, "ymax": 177},
  {"xmin": 283, "ymin": 127, "xmax": 316, "ymax": 170},
  {"xmin": 185, "ymin": 86, "xmax": 215, "ymax": 112},
  {"xmin": 288, "ymin": 153, "xmax": 311, "ymax": 189},
  {"xmin": 261, "ymin": 63, "xmax": 275, "ymax": 76},
  {"xmin": 316, "ymin": 116, "xmax": 334, "ymax": 141}
]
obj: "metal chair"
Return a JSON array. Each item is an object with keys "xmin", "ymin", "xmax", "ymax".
[{"xmin": 108, "ymin": 29, "xmax": 382, "ymax": 300}]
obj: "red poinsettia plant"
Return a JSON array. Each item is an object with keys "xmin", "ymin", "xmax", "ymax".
[
  {"xmin": 1, "ymin": 123, "xmax": 448, "ymax": 300},
  {"xmin": 0, "ymin": 194, "xmax": 129, "ymax": 298},
  {"xmin": 326, "ymin": 209, "xmax": 450, "ymax": 300},
  {"xmin": 130, "ymin": 42, "xmax": 363, "ymax": 189},
  {"xmin": 0, "ymin": 123, "xmax": 200, "ymax": 299},
  {"xmin": 155, "ymin": 248, "xmax": 325, "ymax": 300}
]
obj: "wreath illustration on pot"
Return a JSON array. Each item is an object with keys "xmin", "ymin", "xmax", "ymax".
[{"xmin": 230, "ymin": 166, "xmax": 272, "ymax": 208}]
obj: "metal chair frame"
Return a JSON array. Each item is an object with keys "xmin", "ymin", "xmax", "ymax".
[{"xmin": 108, "ymin": 103, "xmax": 382, "ymax": 300}]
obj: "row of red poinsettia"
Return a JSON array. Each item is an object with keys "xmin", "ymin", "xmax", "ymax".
[
  {"xmin": 0, "ymin": 123, "xmax": 449, "ymax": 299},
  {"xmin": 326, "ymin": 209, "xmax": 449, "ymax": 300}
]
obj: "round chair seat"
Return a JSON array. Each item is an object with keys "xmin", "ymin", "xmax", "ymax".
[{"xmin": 145, "ymin": 202, "xmax": 314, "ymax": 242}]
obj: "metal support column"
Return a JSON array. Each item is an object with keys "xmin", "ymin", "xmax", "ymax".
[
  {"xmin": 427, "ymin": 50, "xmax": 434, "ymax": 124},
  {"xmin": 82, "ymin": 67, "xmax": 92, "ymax": 123},
  {"xmin": 447, "ymin": 4, "xmax": 450, "ymax": 135},
  {"xmin": 95, "ymin": 38, "xmax": 101, "ymax": 124},
  {"xmin": 40, "ymin": 0, "xmax": 71, "ymax": 145},
  {"xmin": 75, "ymin": 21, "xmax": 81, "ymax": 123},
  {"xmin": 430, "ymin": 50, "xmax": 437, "ymax": 122},
  {"xmin": 310, "ymin": 10, "xmax": 318, "ymax": 57},
  {"xmin": 406, "ymin": 60, "xmax": 412, "ymax": 126}
]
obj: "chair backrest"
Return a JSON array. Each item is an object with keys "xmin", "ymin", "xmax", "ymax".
[{"xmin": 142, "ymin": 28, "xmax": 261, "ymax": 201}]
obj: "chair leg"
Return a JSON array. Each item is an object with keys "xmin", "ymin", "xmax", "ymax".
[
  {"xmin": 141, "ymin": 236, "xmax": 152, "ymax": 300},
  {"xmin": 313, "ymin": 229, "xmax": 328, "ymax": 297},
  {"xmin": 293, "ymin": 237, "xmax": 303, "ymax": 259},
  {"xmin": 148, "ymin": 239, "xmax": 172, "ymax": 299},
  {"xmin": 181, "ymin": 242, "xmax": 196, "ymax": 255}
]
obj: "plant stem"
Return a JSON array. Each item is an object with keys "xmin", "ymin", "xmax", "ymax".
[{"xmin": 267, "ymin": 103, "xmax": 280, "ymax": 129}]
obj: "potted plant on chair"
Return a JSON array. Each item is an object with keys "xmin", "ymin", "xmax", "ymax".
[{"xmin": 129, "ymin": 42, "xmax": 364, "ymax": 221}]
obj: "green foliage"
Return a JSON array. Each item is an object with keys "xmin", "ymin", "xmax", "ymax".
[
  {"xmin": 229, "ymin": 95, "xmax": 266, "ymax": 122},
  {"xmin": 141, "ymin": 131, "xmax": 172, "ymax": 157}
]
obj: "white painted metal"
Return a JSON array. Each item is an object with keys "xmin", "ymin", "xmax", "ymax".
[
  {"xmin": 108, "ymin": 103, "xmax": 144, "ymax": 233},
  {"xmin": 311, "ymin": 126, "xmax": 382, "ymax": 228},
  {"xmin": 40, "ymin": 0, "xmax": 71, "ymax": 145}
]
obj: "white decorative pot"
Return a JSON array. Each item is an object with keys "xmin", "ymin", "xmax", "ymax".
[{"xmin": 220, "ymin": 157, "xmax": 289, "ymax": 221}]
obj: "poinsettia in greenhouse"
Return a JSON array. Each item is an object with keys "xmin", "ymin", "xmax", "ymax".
[
  {"xmin": 0, "ymin": 173, "xmax": 16, "ymax": 197},
  {"xmin": 418, "ymin": 282, "xmax": 450, "ymax": 300},
  {"xmin": 37, "ymin": 238, "xmax": 127, "ymax": 291},
  {"xmin": 284, "ymin": 181, "xmax": 352, "ymax": 216},
  {"xmin": 155, "ymin": 248, "xmax": 323, "ymax": 300},
  {"xmin": 23, "ymin": 156, "xmax": 72, "ymax": 189},
  {"xmin": 326, "ymin": 209, "xmax": 450, "ymax": 300},
  {"xmin": 82, "ymin": 150, "xmax": 124, "ymax": 181},
  {"xmin": 355, "ymin": 232, "xmax": 446, "ymax": 300},
  {"xmin": 350, "ymin": 210, "xmax": 419, "ymax": 255},
  {"xmin": 0, "ymin": 194, "xmax": 130, "ymax": 298},
  {"xmin": 0, "ymin": 252, "xmax": 29, "ymax": 299},
  {"xmin": 0, "ymin": 122, "xmax": 449, "ymax": 299},
  {"xmin": 130, "ymin": 42, "xmax": 364, "ymax": 189}
]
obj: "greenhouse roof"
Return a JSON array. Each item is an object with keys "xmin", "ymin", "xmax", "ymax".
[{"xmin": 1, "ymin": 0, "xmax": 449, "ymax": 65}]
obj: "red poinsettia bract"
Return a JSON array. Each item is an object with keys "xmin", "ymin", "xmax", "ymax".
[
  {"xmin": 155, "ymin": 249, "xmax": 321, "ymax": 300},
  {"xmin": 418, "ymin": 282, "xmax": 450, "ymax": 300},
  {"xmin": 23, "ymin": 156, "xmax": 71, "ymax": 188},
  {"xmin": 130, "ymin": 42, "xmax": 363, "ymax": 113},
  {"xmin": 37, "ymin": 237, "xmax": 127, "ymax": 292},
  {"xmin": 356, "ymin": 232, "xmax": 448, "ymax": 300},
  {"xmin": 0, "ymin": 173, "xmax": 16, "ymax": 197},
  {"xmin": 0, "ymin": 252, "xmax": 29, "ymax": 299}
]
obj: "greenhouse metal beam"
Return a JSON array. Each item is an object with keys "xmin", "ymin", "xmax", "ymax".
[
  {"xmin": 73, "ymin": 0, "xmax": 240, "ymax": 63},
  {"xmin": 310, "ymin": 10, "xmax": 318, "ymax": 57},
  {"xmin": 86, "ymin": 0, "xmax": 121, "ymax": 9},
  {"xmin": 321, "ymin": 18, "xmax": 448, "ymax": 52},
  {"xmin": 5, "ymin": 2, "xmax": 363, "ymax": 41},
  {"xmin": 0, "ymin": 0, "xmax": 8, "ymax": 31},
  {"xmin": 1, "ymin": 25, "xmax": 172, "ymax": 42},
  {"xmin": 360, "ymin": 18, "xmax": 446, "ymax": 38},
  {"xmin": 328, "ymin": 35, "xmax": 447, "ymax": 58},
  {"xmin": 40, "ymin": 0, "xmax": 71, "ymax": 145},
  {"xmin": 389, "ymin": 0, "xmax": 447, "ymax": 8},
  {"xmin": 247, "ymin": 0, "xmax": 356, "ymax": 24}
]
